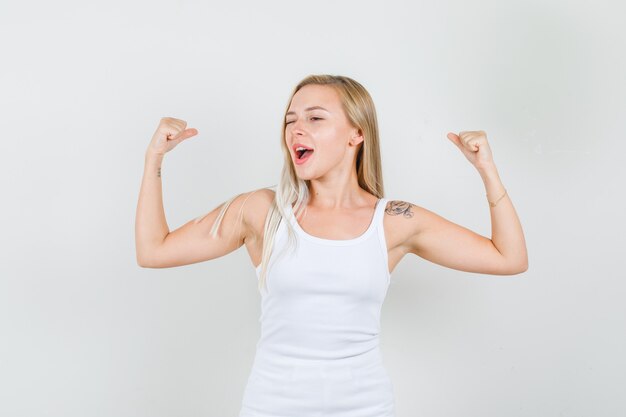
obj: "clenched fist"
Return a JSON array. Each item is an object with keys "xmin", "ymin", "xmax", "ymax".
[
  {"xmin": 446, "ymin": 130, "xmax": 494, "ymax": 170},
  {"xmin": 147, "ymin": 117, "xmax": 198, "ymax": 156}
]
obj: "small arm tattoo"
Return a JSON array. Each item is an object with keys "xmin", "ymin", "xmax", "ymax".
[
  {"xmin": 157, "ymin": 167, "xmax": 161, "ymax": 178},
  {"xmin": 385, "ymin": 200, "xmax": 414, "ymax": 218}
]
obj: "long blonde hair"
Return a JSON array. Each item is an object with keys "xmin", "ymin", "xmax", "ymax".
[{"xmin": 204, "ymin": 74, "xmax": 385, "ymax": 293}]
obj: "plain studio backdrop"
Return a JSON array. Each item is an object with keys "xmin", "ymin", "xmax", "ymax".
[{"xmin": 1, "ymin": 0, "xmax": 624, "ymax": 416}]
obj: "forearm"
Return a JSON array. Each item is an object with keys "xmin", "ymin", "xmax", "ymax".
[
  {"xmin": 478, "ymin": 164, "xmax": 528, "ymax": 271},
  {"xmin": 135, "ymin": 151, "xmax": 170, "ymax": 264}
]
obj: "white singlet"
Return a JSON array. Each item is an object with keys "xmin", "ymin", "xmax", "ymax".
[{"xmin": 238, "ymin": 197, "xmax": 395, "ymax": 417}]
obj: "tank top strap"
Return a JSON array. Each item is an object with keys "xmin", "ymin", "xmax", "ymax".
[
  {"xmin": 373, "ymin": 197, "xmax": 388, "ymax": 229},
  {"xmin": 374, "ymin": 197, "xmax": 391, "ymax": 281}
]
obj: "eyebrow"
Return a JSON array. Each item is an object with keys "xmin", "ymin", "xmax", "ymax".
[{"xmin": 285, "ymin": 106, "xmax": 330, "ymax": 117}]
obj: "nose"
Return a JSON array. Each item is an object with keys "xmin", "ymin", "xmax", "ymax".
[
  {"xmin": 289, "ymin": 120, "xmax": 306, "ymax": 136},
  {"xmin": 289, "ymin": 118, "xmax": 304, "ymax": 131}
]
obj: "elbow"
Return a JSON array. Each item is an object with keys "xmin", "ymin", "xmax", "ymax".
[
  {"xmin": 136, "ymin": 251, "xmax": 154, "ymax": 268},
  {"xmin": 520, "ymin": 253, "xmax": 529, "ymax": 273},
  {"xmin": 137, "ymin": 252, "xmax": 165, "ymax": 269},
  {"xmin": 137, "ymin": 259, "xmax": 159, "ymax": 268},
  {"xmin": 511, "ymin": 259, "xmax": 528, "ymax": 275},
  {"xmin": 497, "ymin": 255, "xmax": 528, "ymax": 275},
  {"xmin": 136, "ymin": 255, "xmax": 149, "ymax": 268}
]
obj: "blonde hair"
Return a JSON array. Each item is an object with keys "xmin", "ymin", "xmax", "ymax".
[{"xmin": 205, "ymin": 74, "xmax": 385, "ymax": 293}]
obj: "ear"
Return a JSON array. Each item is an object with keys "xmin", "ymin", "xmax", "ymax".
[{"xmin": 349, "ymin": 129, "xmax": 364, "ymax": 146}]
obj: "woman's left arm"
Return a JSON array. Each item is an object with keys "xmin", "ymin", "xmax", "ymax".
[
  {"xmin": 450, "ymin": 130, "xmax": 528, "ymax": 273},
  {"xmin": 403, "ymin": 131, "xmax": 528, "ymax": 275}
]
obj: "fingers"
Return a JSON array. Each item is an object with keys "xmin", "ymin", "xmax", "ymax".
[
  {"xmin": 447, "ymin": 131, "xmax": 485, "ymax": 152},
  {"xmin": 160, "ymin": 117, "xmax": 197, "ymax": 141},
  {"xmin": 177, "ymin": 128, "xmax": 198, "ymax": 141},
  {"xmin": 447, "ymin": 132, "xmax": 464, "ymax": 149},
  {"xmin": 169, "ymin": 128, "xmax": 197, "ymax": 143},
  {"xmin": 453, "ymin": 131, "xmax": 486, "ymax": 149}
]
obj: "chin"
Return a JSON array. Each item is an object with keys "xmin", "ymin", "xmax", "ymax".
[
  {"xmin": 296, "ymin": 174, "xmax": 315, "ymax": 180},
  {"xmin": 294, "ymin": 170, "xmax": 317, "ymax": 181}
]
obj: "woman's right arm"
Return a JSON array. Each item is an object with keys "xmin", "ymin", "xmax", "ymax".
[
  {"xmin": 134, "ymin": 117, "xmax": 252, "ymax": 268},
  {"xmin": 135, "ymin": 150, "xmax": 169, "ymax": 267}
]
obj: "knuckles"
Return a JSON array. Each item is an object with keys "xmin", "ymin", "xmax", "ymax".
[{"xmin": 158, "ymin": 116, "xmax": 189, "ymax": 134}]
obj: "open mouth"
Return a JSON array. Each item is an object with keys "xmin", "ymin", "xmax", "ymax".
[
  {"xmin": 295, "ymin": 148, "xmax": 314, "ymax": 164},
  {"xmin": 296, "ymin": 149, "xmax": 313, "ymax": 159}
]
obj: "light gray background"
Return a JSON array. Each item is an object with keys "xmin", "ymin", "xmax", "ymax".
[{"xmin": 1, "ymin": 0, "xmax": 624, "ymax": 416}]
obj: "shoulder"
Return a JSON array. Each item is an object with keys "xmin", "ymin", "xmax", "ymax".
[
  {"xmin": 240, "ymin": 187, "xmax": 276, "ymax": 241},
  {"xmin": 383, "ymin": 199, "xmax": 417, "ymax": 218},
  {"xmin": 242, "ymin": 187, "xmax": 275, "ymax": 205},
  {"xmin": 382, "ymin": 198, "xmax": 431, "ymax": 252}
]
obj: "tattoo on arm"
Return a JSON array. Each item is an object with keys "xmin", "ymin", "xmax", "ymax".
[
  {"xmin": 385, "ymin": 200, "xmax": 414, "ymax": 218},
  {"xmin": 157, "ymin": 167, "xmax": 161, "ymax": 178}
]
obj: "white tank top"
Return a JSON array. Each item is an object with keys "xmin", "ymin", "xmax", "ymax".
[{"xmin": 240, "ymin": 197, "xmax": 395, "ymax": 417}]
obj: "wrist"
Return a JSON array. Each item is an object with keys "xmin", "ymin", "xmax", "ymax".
[
  {"xmin": 145, "ymin": 149, "xmax": 165, "ymax": 162},
  {"xmin": 477, "ymin": 163, "xmax": 499, "ymax": 180}
]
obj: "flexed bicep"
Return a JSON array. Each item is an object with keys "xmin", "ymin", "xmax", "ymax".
[{"xmin": 401, "ymin": 203, "xmax": 516, "ymax": 275}]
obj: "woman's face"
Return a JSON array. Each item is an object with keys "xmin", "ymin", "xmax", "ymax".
[{"xmin": 285, "ymin": 84, "xmax": 362, "ymax": 179}]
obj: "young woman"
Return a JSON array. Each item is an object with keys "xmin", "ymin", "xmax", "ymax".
[{"xmin": 135, "ymin": 74, "xmax": 528, "ymax": 417}]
